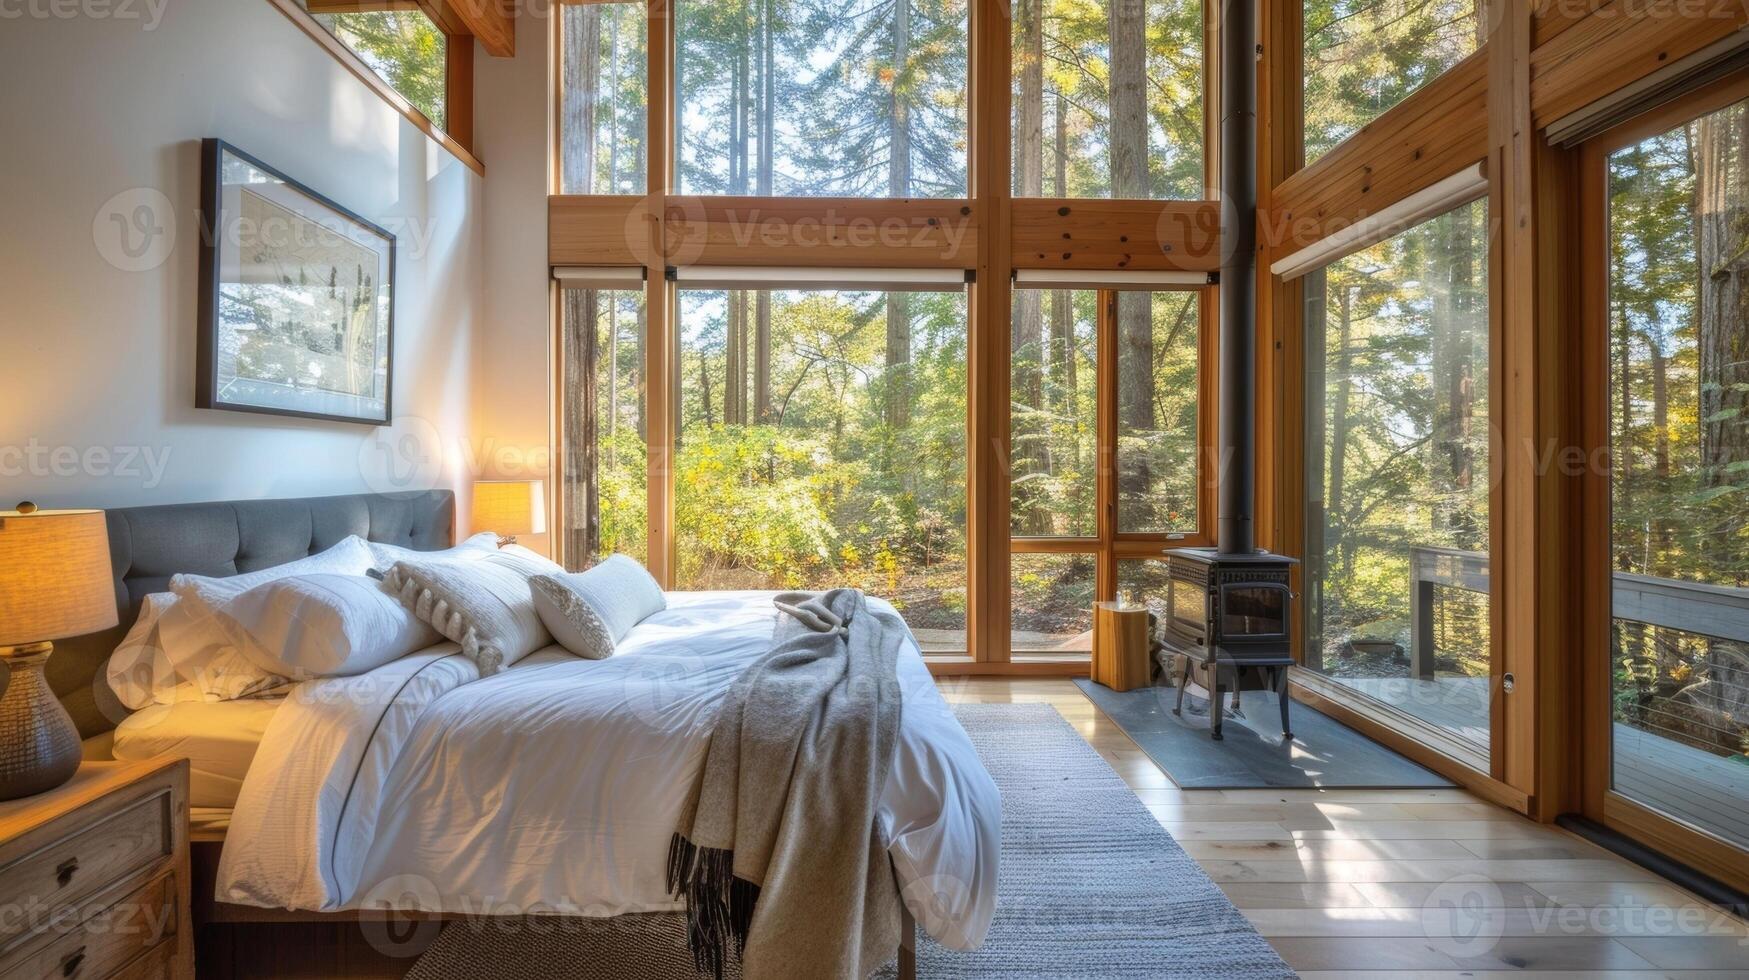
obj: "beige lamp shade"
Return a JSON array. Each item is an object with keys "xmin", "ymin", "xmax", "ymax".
[
  {"xmin": 0, "ymin": 509, "xmax": 118, "ymax": 646},
  {"xmin": 472, "ymin": 480, "xmax": 547, "ymax": 537}
]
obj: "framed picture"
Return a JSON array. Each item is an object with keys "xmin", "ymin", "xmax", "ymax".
[{"xmin": 197, "ymin": 138, "xmax": 394, "ymax": 425}]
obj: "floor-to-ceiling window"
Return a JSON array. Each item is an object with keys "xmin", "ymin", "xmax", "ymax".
[
  {"xmin": 1011, "ymin": 287, "xmax": 1205, "ymax": 653},
  {"xmin": 673, "ymin": 286, "xmax": 969, "ymax": 652},
  {"xmin": 1302, "ymin": 198, "xmax": 1492, "ymax": 762},
  {"xmin": 1594, "ymin": 87, "xmax": 1749, "ymax": 852},
  {"xmin": 558, "ymin": 284, "xmax": 647, "ymax": 570}
]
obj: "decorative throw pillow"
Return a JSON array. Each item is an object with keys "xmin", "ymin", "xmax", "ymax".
[
  {"xmin": 382, "ymin": 546, "xmax": 564, "ymax": 674},
  {"xmin": 156, "ymin": 536, "xmax": 378, "ymax": 701},
  {"xmin": 529, "ymin": 554, "xmax": 668, "ymax": 660},
  {"xmin": 218, "ymin": 573, "xmax": 441, "ymax": 679}
]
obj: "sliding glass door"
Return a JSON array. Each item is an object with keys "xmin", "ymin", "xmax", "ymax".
[
  {"xmin": 1301, "ymin": 199, "xmax": 1493, "ymax": 766},
  {"xmin": 1585, "ymin": 80, "xmax": 1749, "ymax": 861}
]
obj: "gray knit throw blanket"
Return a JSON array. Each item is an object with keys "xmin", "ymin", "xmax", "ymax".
[{"xmin": 667, "ymin": 589, "xmax": 905, "ymax": 980}]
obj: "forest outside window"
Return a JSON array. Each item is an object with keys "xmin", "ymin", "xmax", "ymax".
[
  {"xmin": 675, "ymin": 0, "xmax": 970, "ymax": 197},
  {"xmin": 1010, "ymin": 0, "xmax": 1204, "ymax": 199},
  {"xmin": 1010, "ymin": 287, "xmax": 1205, "ymax": 656},
  {"xmin": 1302, "ymin": 0, "xmax": 1479, "ymax": 166},
  {"xmin": 1603, "ymin": 92, "xmax": 1749, "ymax": 849},
  {"xmin": 1302, "ymin": 197, "xmax": 1491, "ymax": 759},
  {"xmin": 559, "ymin": 286, "xmax": 648, "ymax": 570},
  {"xmin": 673, "ymin": 286, "xmax": 969, "ymax": 652},
  {"xmin": 560, "ymin": 2, "xmax": 648, "ymax": 195},
  {"xmin": 305, "ymin": 2, "xmax": 448, "ymax": 128}
]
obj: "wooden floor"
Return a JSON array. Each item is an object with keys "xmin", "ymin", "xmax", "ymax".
[{"xmin": 938, "ymin": 676, "xmax": 1749, "ymax": 978}]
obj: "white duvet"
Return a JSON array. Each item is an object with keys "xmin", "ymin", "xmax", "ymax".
[{"xmin": 215, "ymin": 591, "xmax": 1000, "ymax": 950}]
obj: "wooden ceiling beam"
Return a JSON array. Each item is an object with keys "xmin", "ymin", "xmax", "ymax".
[
  {"xmin": 1529, "ymin": 0, "xmax": 1749, "ymax": 127},
  {"xmin": 422, "ymin": 0, "xmax": 512, "ymax": 56},
  {"xmin": 1269, "ymin": 49, "xmax": 1489, "ymax": 257}
]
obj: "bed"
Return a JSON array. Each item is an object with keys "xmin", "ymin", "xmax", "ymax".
[{"xmin": 54, "ymin": 491, "xmax": 1000, "ymax": 977}]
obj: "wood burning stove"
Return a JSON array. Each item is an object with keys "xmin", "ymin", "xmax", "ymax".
[
  {"xmin": 1153, "ymin": 0, "xmax": 1298, "ymax": 742},
  {"xmin": 1161, "ymin": 548, "xmax": 1297, "ymax": 740}
]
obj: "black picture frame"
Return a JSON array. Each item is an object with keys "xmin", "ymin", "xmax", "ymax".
[{"xmin": 196, "ymin": 138, "xmax": 396, "ymax": 425}]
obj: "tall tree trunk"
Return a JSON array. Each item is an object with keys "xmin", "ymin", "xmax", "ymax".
[
  {"xmin": 1695, "ymin": 106, "xmax": 1749, "ymax": 502},
  {"xmin": 562, "ymin": 5, "xmax": 600, "ymax": 192},
  {"xmin": 753, "ymin": 0, "xmax": 774, "ymax": 423},
  {"xmin": 1328, "ymin": 284, "xmax": 1354, "ymax": 586},
  {"xmin": 561, "ymin": 11, "xmax": 601, "ymax": 563},
  {"xmin": 1011, "ymin": 0, "xmax": 1049, "ymax": 532},
  {"xmin": 885, "ymin": 0, "xmax": 913, "ymax": 434},
  {"xmin": 564, "ymin": 290, "xmax": 601, "ymax": 564},
  {"xmin": 1110, "ymin": 0, "xmax": 1150, "ymax": 526},
  {"xmin": 1049, "ymin": 93, "xmax": 1074, "ymax": 423}
]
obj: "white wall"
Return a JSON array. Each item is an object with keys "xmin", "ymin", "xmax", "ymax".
[
  {"xmin": 0, "ymin": 0, "xmax": 484, "ymax": 530},
  {"xmin": 472, "ymin": 20, "xmax": 555, "ymax": 556}
]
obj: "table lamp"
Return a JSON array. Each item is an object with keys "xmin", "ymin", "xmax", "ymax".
[
  {"xmin": 0, "ymin": 504, "xmax": 117, "ymax": 800},
  {"xmin": 472, "ymin": 480, "xmax": 546, "ymax": 547}
]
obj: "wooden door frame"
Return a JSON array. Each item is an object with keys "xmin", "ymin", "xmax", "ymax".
[{"xmin": 1577, "ymin": 70, "xmax": 1749, "ymax": 895}]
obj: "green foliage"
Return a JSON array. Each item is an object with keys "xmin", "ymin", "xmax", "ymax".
[
  {"xmin": 314, "ymin": 10, "xmax": 446, "ymax": 127},
  {"xmin": 1302, "ymin": 0, "xmax": 1479, "ymax": 164}
]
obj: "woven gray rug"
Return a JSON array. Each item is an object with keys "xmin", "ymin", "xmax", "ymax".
[{"xmin": 407, "ymin": 702, "xmax": 1295, "ymax": 979}]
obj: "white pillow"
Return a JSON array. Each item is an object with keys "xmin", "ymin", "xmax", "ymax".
[
  {"xmin": 217, "ymin": 573, "xmax": 441, "ymax": 679},
  {"xmin": 368, "ymin": 532, "xmax": 498, "ymax": 569},
  {"xmin": 158, "ymin": 536, "xmax": 377, "ymax": 700},
  {"xmin": 530, "ymin": 555, "xmax": 667, "ymax": 659},
  {"xmin": 383, "ymin": 546, "xmax": 564, "ymax": 675},
  {"xmin": 106, "ymin": 592, "xmax": 178, "ymax": 710}
]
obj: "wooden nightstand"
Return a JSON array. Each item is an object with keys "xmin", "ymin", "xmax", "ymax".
[{"xmin": 0, "ymin": 758, "xmax": 193, "ymax": 979}]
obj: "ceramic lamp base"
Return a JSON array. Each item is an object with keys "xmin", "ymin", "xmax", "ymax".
[{"xmin": 0, "ymin": 642, "xmax": 82, "ymax": 800}]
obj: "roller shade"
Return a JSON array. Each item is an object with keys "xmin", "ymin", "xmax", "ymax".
[
  {"xmin": 552, "ymin": 266, "xmax": 647, "ymax": 289},
  {"xmin": 1012, "ymin": 269, "xmax": 1212, "ymax": 290},
  {"xmin": 1546, "ymin": 32, "xmax": 1749, "ymax": 147},
  {"xmin": 668, "ymin": 266, "xmax": 970, "ymax": 292},
  {"xmin": 1270, "ymin": 162, "xmax": 1489, "ymax": 282}
]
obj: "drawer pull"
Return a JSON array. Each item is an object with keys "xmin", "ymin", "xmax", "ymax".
[
  {"xmin": 55, "ymin": 857, "xmax": 79, "ymax": 888},
  {"xmin": 60, "ymin": 945, "xmax": 86, "ymax": 978}
]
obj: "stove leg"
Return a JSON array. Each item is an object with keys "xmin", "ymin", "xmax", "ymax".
[
  {"xmin": 1172, "ymin": 656, "xmax": 1189, "ymax": 716},
  {"xmin": 1275, "ymin": 667, "xmax": 1293, "ymax": 741},
  {"xmin": 1211, "ymin": 677, "xmax": 1225, "ymax": 740}
]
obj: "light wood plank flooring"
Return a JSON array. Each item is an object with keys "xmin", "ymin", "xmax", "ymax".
[{"xmin": 937, "ymin": 676, "xmax": 1749, "ymax": 978}]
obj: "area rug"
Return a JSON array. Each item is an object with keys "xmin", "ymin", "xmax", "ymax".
[
  {"xmin": 1074, "ymin": 677, "xmax": 1451, "ymax": 790},
  {"xmin": 407, "ymin": 702, "xmax": 1295, "ymax": 979}
]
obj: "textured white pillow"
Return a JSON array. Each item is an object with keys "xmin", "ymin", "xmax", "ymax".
[
  {"xmin": 158, "ymin": 536, "xmax": 377, "ymax": 700},
  {"xmin": 530, "ymin": 555, "xmax": 667, "ymax": 659},
  {"xmin": 105, "ymin": 592, "xmax": 178, "ymax": 710},
  {"xmin": 383, "ymin": 546, "xmax": 564, "ymax": 674},
  {"xmin": 217, "ymin": 573, "xmax": 441, "ymax": 679},
  {"xmin": 368, "ymin": 532, "xmax": 499, "ymax": 569}
]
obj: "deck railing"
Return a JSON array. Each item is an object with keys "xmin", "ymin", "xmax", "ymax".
[{"xmin": 1408, "ymin": 546, "xmax": 1749, "ymax": 679}]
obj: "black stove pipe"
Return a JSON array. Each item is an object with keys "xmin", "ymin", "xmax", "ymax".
[{"xmin": 1216, "ymin": 0, "xmax": 1257, "ymax": 556}]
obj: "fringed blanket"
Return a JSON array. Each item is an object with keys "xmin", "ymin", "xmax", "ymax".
[{"xmin": 667, "ymin": 589, "xmax": 905, "ymax": 980}]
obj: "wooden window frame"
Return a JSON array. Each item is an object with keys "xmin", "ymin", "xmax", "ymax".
[
  {"xmin": 270, "ymin": 0, "xmax": 483, "ymax": 174},
  {"xmin": 1009, "ymin": 285, "xmax": 1217, "ymax": 658},
  {"xmin": 1577, "ymin": 70, "xmax": 1749, "ymax": 895},
  {"xmin": 548, "ymin": 0, "xmax": 1219, "ymax": 668}
]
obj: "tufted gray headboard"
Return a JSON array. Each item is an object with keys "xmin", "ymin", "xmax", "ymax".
[{"xmin": 46, "ymin": 490, "xmax": 455, "ymax": 738}]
